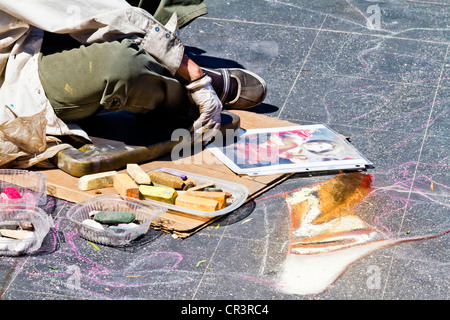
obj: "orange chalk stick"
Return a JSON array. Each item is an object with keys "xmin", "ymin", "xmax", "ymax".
[
  {"xmin": 175, "ymin": 195, "xmax": 219, "ymax": 212},
  {"xmin": 185, "ymin": 190, "xmax": 227, "ymax": 209},
  {"xmin": 113, "ymin": 173, "xmax": 140, "ymax": 199}
]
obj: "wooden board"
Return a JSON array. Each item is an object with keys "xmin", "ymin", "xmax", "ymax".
[{"xmin": 44, "ymin": 110, "xmax": 298, "ymax": 238}]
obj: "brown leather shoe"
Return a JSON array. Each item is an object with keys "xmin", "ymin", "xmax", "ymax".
[{"xmin": 202, "ymin": 67, "xmax": 267, "ymax": 109}]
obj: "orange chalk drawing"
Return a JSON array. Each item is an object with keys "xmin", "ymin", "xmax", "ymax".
[
  {"xmin": 277, "ymin": 171, "xmax": 449, "ymax": 295},
  {"xmin": 277, "ymin": 172, "xmax": 396, "ymax": 294},
  {"xmin": 283, "ymin": 172, "xmax": 385, "ymax": 255}
]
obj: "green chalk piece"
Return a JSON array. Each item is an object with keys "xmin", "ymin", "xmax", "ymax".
[
  {"xmin": 139, "ymin": 185, "xmax": 178, "ymax": 204},
  {"xmin": 93, "ymin": 211, "xmax": 136, "ymax": 225}
]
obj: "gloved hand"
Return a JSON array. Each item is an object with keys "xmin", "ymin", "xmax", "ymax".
[{"xmin": 186, "ymin": 75, "xmax": 222, "ymax": 145}]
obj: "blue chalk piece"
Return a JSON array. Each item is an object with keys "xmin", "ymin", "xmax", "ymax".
[
  {"xmin": 108, "ymin": 226, "xmax": 127, "ymax": 233},
  {"xmin": 157, "ymin": 168, "xmax": 187, "ymax": 180}
]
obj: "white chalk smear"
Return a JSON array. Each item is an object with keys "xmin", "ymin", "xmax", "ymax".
[{"xmin": 277, "ymin": 239, "xmax": 398, "ymax": 295}]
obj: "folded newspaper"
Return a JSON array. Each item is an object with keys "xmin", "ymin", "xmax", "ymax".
[{"xmin": 206, "ymin": 124, "xmax": 373, "ymax": 176}]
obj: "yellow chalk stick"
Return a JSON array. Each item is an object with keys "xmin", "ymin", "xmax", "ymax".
[{"xmin": 139, "ymin": 185, "xmax": 178, "ymax": 204}]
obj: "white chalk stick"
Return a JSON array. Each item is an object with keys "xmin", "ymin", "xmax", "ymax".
[{"xmin": 78, "ymin": 171, "xmax": 118, "ymax": 191}]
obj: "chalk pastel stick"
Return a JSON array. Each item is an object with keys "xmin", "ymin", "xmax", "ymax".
[
  {"xmin": 0, "ymin": 229, "xmax": 33, "ymax": 240},
  {"xmin": 182, "ymin": 177, "xmax": 196, "ymax": 190},
  {"xmin": 93, "ymin": 211, "xmax": 136, "ymax": 225},
  {"xmin": 19, "ymin": 221, "xmax": 34, "ymax": 231},
  {"xmin": 202, "ymin": 188, "xmax": 233, "ymax": 198},
  {"xmin": 4, "ymin": 187, "xmax": 21, "ymax": 199},
  {"xmin": 184, "ymin": 190, "xmax": 227, "ymax": 209},
  {"xmin": 187, "ymin": 182, "xmax": 215, "ymax": 192},
  {"xmin": 203, "ymin": 187, "xmax": 223, "ymax": 192},
  {"xmin": 148, "ymin": 171, "xmax": 185, "ymax": 189},
  {"xmin": 0, "ymin": 221, "xmax": 20, "ymax": 230},
  {"xmin": 113, "ymin": 173, "xmax": 140, "ymax": 198},
  {"xmin": 127, "ymin": 164, "xmax": 151, "ymax": 185},
  {"xmin": 157, "ymin": 168, "xmax": 187, "ymax": 180},
  {"xmin": 139, "ymin": 185, "xmax": 178, "ymax": 204},
  {"xmin": 82, "ymin": 219, "xmax": 104, "ymax": 231},
  {"xmin": 78, "ymin": 171, "xmax": 117, "ymax": 191}
]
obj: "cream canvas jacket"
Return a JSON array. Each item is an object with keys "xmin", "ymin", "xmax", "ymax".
[{"xmin": 0, "ymin": 0, "xmax": 183, "ymax": 168}]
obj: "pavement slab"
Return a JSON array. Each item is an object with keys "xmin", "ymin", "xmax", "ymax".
[{"xmin": 0, "ymin": 0, "xmax": 448, "ymax": 304}]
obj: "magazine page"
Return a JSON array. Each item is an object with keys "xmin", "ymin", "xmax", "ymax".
[{"xmin": 206, "ymin": 124, "xmax": 373, "ymax": 176}]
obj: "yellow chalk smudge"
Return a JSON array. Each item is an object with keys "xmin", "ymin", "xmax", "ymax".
[
  {"xmin": 196, "ymin": 260, "xmax": 207, "ymax": 267},
  {"xmin": 87, "ymin": 241, "xmax": 100, "ymax": 251},
  {"xmin": 65, "ymin": 83, "xmax": 74, "ymax": 95}
]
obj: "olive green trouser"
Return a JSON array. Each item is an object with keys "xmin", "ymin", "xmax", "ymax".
[{"xmin": 38, "ymin": 0, "xmax": 207, "ymax": 123}]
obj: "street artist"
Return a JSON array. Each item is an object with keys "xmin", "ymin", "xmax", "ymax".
[{"xmin": 0, "ymin": 0, "xmax": 266, "ymax": 168}]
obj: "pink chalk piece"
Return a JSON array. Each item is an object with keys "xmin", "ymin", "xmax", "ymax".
[
  {"xmin": 3, "ymin": 187, "xmax": 21, "ymax": 199},
  {"xmin": 22, "ymin": 192, "xmax": 35, "ymax": 202},
  {"xmin": 88, "ymin": 210, "xmax": 100, "ymax": 217}
]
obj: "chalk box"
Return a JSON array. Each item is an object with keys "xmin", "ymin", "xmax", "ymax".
[
  {"xmin": 66, "ymin": 194, "xmax": 166, "ymax": 246},
  {"xmin": 143, "ymin": 167, "xmax": 249, "ymax": 217},
  {"xmin": 0, "ymin": 205, "xmax": 54, "ymax": 256},
  {"xmin": 0, "ymin": 169, "xmax": 47, "ymax": 206}
]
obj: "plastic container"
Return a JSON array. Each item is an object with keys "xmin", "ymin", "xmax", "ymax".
[
  {"xmin": 143, "ymin": 167, "xmax": 249, "ymax": 217},
  {"xmin": 66, "ymin": 194, "xmax": 166, "ymax": 246},
  {"xmin": 0, "ymin": 169, "xmax": 47, "ymax": 206},
  {"xmin": 0, "ymin": 205, "xmax": 53, "ymax": 256}
]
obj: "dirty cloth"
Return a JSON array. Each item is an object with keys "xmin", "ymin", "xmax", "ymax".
[{"xmin": 0, "ymin": 0, "xmax": 205, "ymax": 168}]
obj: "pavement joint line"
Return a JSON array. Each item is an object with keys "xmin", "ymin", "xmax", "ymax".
[
  {"xmin": 277, "ymin": 15, "xmax": 328, "ymax": 119},
  {"xmin": 0, "ymin": 257, "xmax": 28, "ymax": 299},
  {"xmin": 276, "ymin": 116, "xmax": 450, "ymax": 141},
  {"xmin": 380, "ymin": 43, "xmax": 450, "ymax": 299},
  {"xmin": 191, "ymin": 221, "xmax": 228, "ymax": 299},
  {"xmin": 400, "ymin": 43, "xmax": 449, "ymax": 232},
  {"xmin": 292, "ymin": 71, "xmax": 450, "ymax": 89},
  {"xmin": 198, "ymin": 16, "xmax": 450, "ymax": 46},
  {"xmin": 275, "ymin": 73, "xmax": 450, "ymax": 127},
  {"xmin": 405, "ymin": 0, "xmax": 450, "ymax": 5}
]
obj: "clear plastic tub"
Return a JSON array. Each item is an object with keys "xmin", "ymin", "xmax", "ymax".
[
  {"xmin": 0, "ymin": 169, "xmax": 47, "ymax": 206},
  {"xmin": 0, "ymin": 205, "xmax": 53, "ymax": 256},
  {"xmin": 143, "ymin": 167, "xmax": 249, "ymax": 217},
  {"xmin": 66, "ymin": 194, "xmax": 166, "ymax": 246}
]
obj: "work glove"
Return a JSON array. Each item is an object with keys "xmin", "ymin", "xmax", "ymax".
[{"xmin": 185, "ymin": 75, "xmax": 222, "ymax": 145}]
